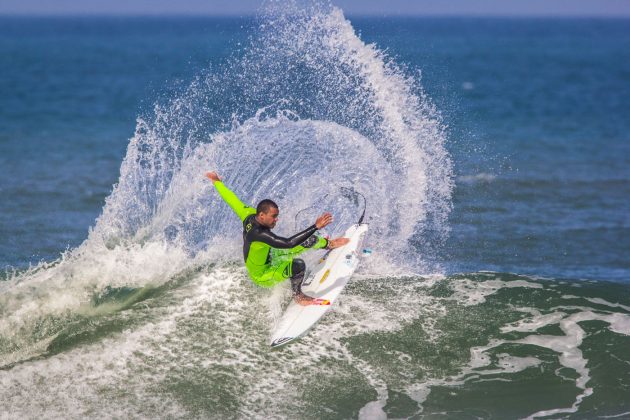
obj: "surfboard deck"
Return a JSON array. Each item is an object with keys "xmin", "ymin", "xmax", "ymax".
[{"xmin": 270, "ymin": 223, "xmax": 368, "ymax": 348}]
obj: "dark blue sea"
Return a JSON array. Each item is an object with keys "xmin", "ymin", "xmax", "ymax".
[{"xmin": 1, "ymin": 6, "xmax": 629, "ymax": 419}]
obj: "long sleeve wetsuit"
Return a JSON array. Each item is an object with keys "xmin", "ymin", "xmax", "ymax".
[{"xmin": 213, "ymin": 181, "xmax": 328, "ymax": 287}]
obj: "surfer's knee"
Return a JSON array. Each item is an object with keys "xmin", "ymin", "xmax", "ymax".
[
  {"xmin": 289, "ymin": 259, "xmax": 306, "ymax": 295},
  {"xmin": 291, "ymin": 259, "xmax": 306, "ymax": 279}
]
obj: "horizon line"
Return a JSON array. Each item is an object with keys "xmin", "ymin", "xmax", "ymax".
[{"xmin": 2, "ymin": 12, "xmax": 630, "ymax": 19}]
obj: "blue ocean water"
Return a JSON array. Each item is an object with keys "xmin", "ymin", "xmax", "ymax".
[
  {"xmin": 1, "ymin": 9, "xmax": 630, "ymax": 419},
  {"xmin": 357, "ymin": 17, "xmax": 630, "ymax": 281},
  {"xmin": 1, "ymin": 16, "xmax": 628, "ymax": 281},
  {"xmin": 0, "ymin": 16, "xmax": 247, "ymax": 268}
]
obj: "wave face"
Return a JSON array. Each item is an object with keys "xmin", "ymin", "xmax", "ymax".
[
  {"xmin": 92, "ymin": 3, "xmax": 452, "ymax": 259},
  {"xmin": 2, "ymin": 271, "xmax": 630, "ymax": 419},
  {"xmin": 5, "ymin": 3, "xmax": 629, "ymax": 420},
  {"xmin": 0, "ymin": 0, "xmax": 450, "ymax": 374}
]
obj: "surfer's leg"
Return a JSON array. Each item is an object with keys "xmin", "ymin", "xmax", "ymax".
[
  {"xmin": 255, "ymin": 257, "xmax": 304, "ymax": 294},
  {"xmin": 252, "ymin": 261, "xmax": 292, "ymax": 288},
  {"xmin": 290, "ymin": 259, "xmax": 330, "ymax": 306},
  {"xmin": 289, "ymin": 259, "xmax": 306, "ymax": 295},
  {"xmin": 254, "ymin": 259, "xmax": 328, "ymax": 306}
]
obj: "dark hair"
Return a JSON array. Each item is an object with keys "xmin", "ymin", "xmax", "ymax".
[{"xmin": 256, "ymin": 199, "xmax": 278, "ymax": 215}]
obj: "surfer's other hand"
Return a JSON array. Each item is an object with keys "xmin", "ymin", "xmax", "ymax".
[
  {"xmin": 327, "ymin": 237, "xmax": 350, "ymax": 249},
  {"xmin": 315, "ymin": 212, "xmax": 333, "ymax": 229},
  {"xmin": 206, "ymin": 171, "xmax": 221, "ymax": 183}
]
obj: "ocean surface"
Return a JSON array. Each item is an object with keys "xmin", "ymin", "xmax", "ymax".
[{"xmin": 1, "ymin": 4, "xmax": 629, "ymax": 419}]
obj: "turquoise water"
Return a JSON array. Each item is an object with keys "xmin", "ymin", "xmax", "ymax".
[{"xmin": 1, "ymin": 5, "xmax": 629, "ymax": 419}]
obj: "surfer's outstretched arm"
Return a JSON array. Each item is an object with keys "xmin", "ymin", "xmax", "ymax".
[{"xmin": 206, "ymin": 172, "xmax": 255, "ymax": 222}]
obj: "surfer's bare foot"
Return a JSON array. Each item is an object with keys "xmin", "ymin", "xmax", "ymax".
[
  {"xmin": 327, "ymin": 237, "xmax": 350, "ymax": 249},
  {"xmin": 295, "ymin": 293, "xmax": 330, "ymax": 306}
]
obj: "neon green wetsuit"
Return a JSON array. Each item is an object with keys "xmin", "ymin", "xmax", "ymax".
[{"xmin": 213, "ymin": 181, "xmax": 328, "ymax": 287}]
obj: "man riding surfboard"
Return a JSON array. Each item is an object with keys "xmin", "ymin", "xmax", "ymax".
[{"xmin": 206, "ymin": 172, "xmax": 349, "ymax": 305}]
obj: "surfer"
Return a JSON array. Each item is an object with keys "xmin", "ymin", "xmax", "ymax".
[{"xmin": 206, "ymin": 172, "xmax": 349, "ymax": 306}]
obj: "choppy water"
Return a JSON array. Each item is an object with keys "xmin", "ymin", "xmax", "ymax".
[{"xmin": 1, "ymin": 3, "xmax": 629, "ymax": 419}]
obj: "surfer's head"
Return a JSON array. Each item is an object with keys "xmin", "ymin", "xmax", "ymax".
[{"xmin": 256, "ymin": 199, "xmax": 279, "ymax": 228}]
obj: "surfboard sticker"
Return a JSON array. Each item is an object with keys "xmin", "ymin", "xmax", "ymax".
[
  {"xmin": 319, "ymin": 269, "xmax": 331, "ymax": 284},
  {"xmin": 269, "ymin": 223, "xmax": 368, "ymax": 348}
]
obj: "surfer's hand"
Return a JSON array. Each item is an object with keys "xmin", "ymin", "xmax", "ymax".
[
  {"xmin": 327, "ymin": 237, "xmax": 350, "ymax": 249},
  {"xmin": 315, "ymin": 212, "xmax": 333, "ymax": 229},
  {"xmin": 205, "ymin": 171, "xmax": 221, "ymax": 183}
]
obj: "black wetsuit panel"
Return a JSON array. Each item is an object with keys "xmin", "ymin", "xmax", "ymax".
[{"xmin": 242, "ymin": 214, "xmax": 318, "ymax": 262}]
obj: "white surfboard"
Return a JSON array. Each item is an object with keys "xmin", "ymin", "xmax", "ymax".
[{"xmin": 270, "ymin": 223, "xmax": 369, "ymax": 348}]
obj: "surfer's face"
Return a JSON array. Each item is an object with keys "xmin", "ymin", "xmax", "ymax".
[{"xmin": 258, "ymin": 208, "xmax": 279, "ymax": 229}]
